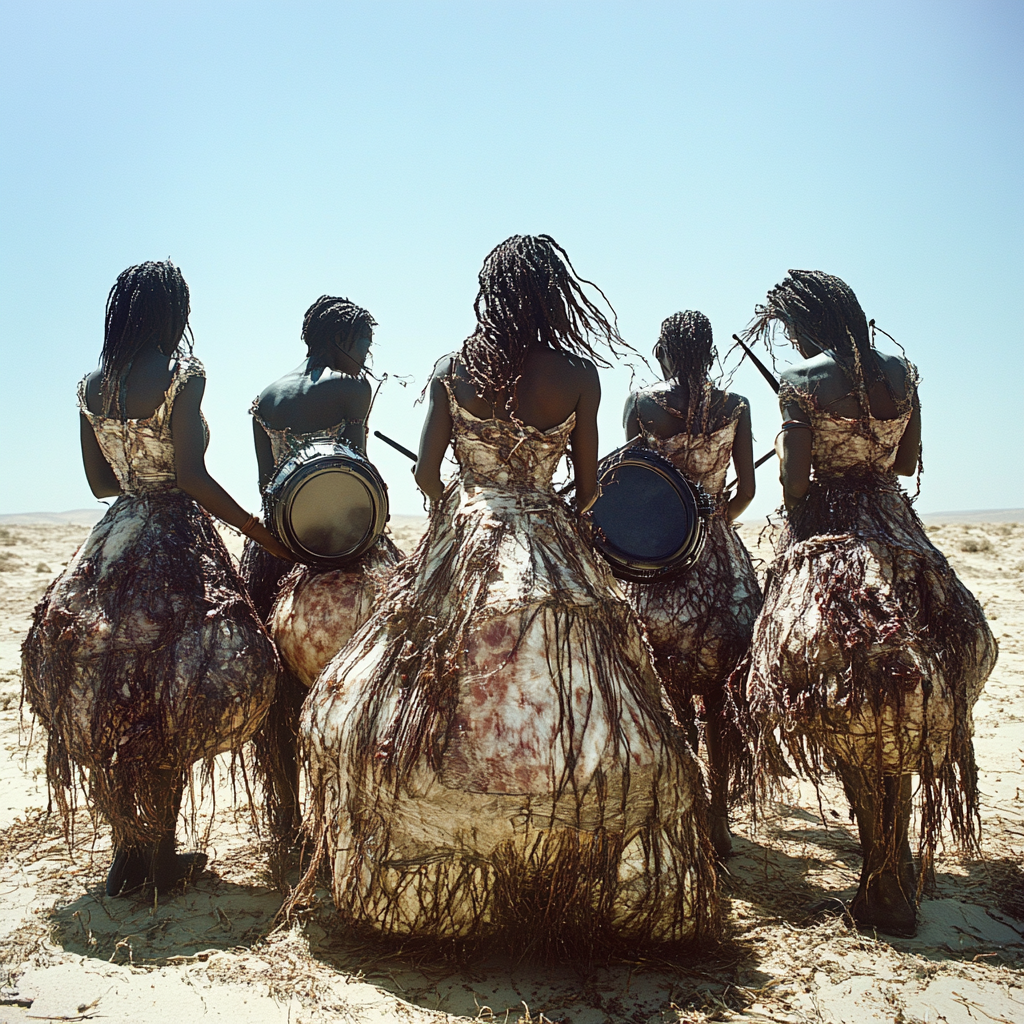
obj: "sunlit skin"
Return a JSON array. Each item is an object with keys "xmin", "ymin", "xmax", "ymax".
[
  {"xmin": 80, "ymin": 332, "xmax": 293, "ymax": 562},
  {"xmin": 415, "ymin": 342, "xmax": 601, "ymax": 510},
  {"xmin": 252, "ymin": 329, "xmax": 373, "ymax": 488},
  {"xmin": 776, "ymin": 328, "xmax": 921, "ymax": 509},
  {"xmin": 622, "ymin": 342, "xmax": 755, "ymax": 859},
  {"xmin": 623, "ymin": 342, "xmax": 756, "ymax": 522}
]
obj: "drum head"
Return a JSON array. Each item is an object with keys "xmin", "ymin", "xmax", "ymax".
[
  {"xmin": 589, "ymin": 443, "xmax": 710, "ymax": 583},
  {"xmin": 289, "ymin": 471, "xmax": 375, "ymax": 558},
  {"xmin": 592, "ymin": 462, "xmax": 695, "ymax": 562},
  {"xmin": 266, "ymin": 441, "xmax": 389, "ymax": 566}
]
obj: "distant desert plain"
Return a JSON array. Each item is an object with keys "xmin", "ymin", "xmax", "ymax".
[{"xmin": 1, "ymin": 508, "xmax": 1022, "ymax": 1023}]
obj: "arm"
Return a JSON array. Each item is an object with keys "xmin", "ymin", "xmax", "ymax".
[
  {"xmin": 79, "ymin": 414, "xmax": 121, "ymax": 498},
  {"xmin": 172, "ymin": 376, "xmax": 293, "ymax": 561},
  {"xmin": 777, "ymin": 395, "xmax": 813, "ymax": 509},
  {"xmin": 726, "ymin": 402, "xmax": 755, "ymax": 521},
  {"xmin": 893, "ymin": 392, "xmax": 922, "ymax": 477},
  {"xmin": 253, "ymin": 417, "xmax": 276, "ymax": 490},
  {"xmin": 623, "ymin": 391, "xmax": 640, "ymax": 442},
  {"xmin": 414, "ymin": 357, "xmax": 454, "ymax": 503},
  {"xmin": 569, "ymin": 364, "xmax": 601, "ymax": 512},
  {"xmin": 341, "ymin": 376, "xmax": 372, "ymax": 454}
]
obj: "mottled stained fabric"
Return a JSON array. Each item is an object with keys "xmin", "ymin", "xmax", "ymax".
[
  {"xmin": 22, "ymin": 359, "xmax": 278, "ymax": 847},
  {"xmin": 743, "ymin": 368, "xmax": 996, "ymax": 861},
  {"xmin": 295, "ymin": 382, "xmax": 718, "ymax": 951},
  {"xmin": 246, "ymin": 401, "xmax": 404, "ymax": 686},
  {"xmin": 626, "ymin": 399, "xmax": 762, "ymax": 710}
]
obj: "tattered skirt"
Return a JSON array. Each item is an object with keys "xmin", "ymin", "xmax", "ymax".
[
  {"xmin": 744, "ymin": 473, "xmax": 996, "ymax": 854},
  {"xmin": 22, "ymin": 491, "xmax": 279, "ymax": 846},
  {"xmin": 296, "ymin": 482, "xmax": 719, "ymax": 952}
]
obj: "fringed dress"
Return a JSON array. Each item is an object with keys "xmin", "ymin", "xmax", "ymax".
[
  {"xmin": 626, "ymin": 401, "xmax": 762, "ymax": 722},
  {"xmin": 745, "ymin": 373, "xmax": 996, "ymax": 858},
  {"xmin": 244, "ymin": 404, "xmax": 403, "ymax": 688},
  {"xmin": 298, "ymin": 385, "xmax": 719, "ymax": 950},
  {"xmin": 21, "ymin": 358, "xmax": 279, "ymax": 848}
]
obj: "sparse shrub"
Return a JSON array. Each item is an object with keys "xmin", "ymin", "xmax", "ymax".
[
  {"xmin": 0, "ymin": 551, "xmax": 18, "ymax": 571},
  {"xmin": 0, "ymin": 528, "xmax": 16, "ymax": 546},
  {"xmin": 35, "ymin": 563, "xmax": 51, "ymax": 573},
  {"xmin": 960, "ymin": 536, "xmax": 992, "ymax": 553}
]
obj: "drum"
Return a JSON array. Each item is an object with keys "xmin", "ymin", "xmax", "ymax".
[
  {"xmin": 589, "ymin": 442, "xmax": 715, "ymax": 583},
  {"xmin": 263, "ymin": 441, "xmax": 389, "ymax": 566}
]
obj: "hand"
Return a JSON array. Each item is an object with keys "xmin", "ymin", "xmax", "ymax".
[{"xmin": 249, "ymin": 521, "xmax": 294, "ymax": 562}]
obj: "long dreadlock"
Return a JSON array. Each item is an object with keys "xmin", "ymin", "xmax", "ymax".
[
  {"xmin": 100, "ymin": 261, "xmax": 192, "ymax": 417},
  {"xmin": 656, "ymin": 310, "xmax": 719, "ymax": 431},
  {"xmin": 461, "ymin": 235, "xmax": 626, "ymax": 412},
  {"xmin": 743, "ymin": 269, "xmax": 883, "ymax": 416},
  {"xmin": 302, "ymin": 295, "xmax": 377, "ymax": 357}
]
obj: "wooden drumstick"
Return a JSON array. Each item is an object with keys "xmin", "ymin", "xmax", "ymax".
[{"xmin": 373, "ymin": 431, "xmax": 417, "ymax": 461}]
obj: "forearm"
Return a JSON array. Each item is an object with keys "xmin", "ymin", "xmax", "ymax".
[
  {"xmin": 176, "ymin": 468, "xmax": 253, "ymax": 528},
  {"xmin": 726, "ymin": 488, "xmax": 753, "ymax": 522}
]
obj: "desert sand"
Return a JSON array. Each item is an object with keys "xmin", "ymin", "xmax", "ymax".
[{"xmin": 1, "ymin": 512, "xmax": 1023, "ymax": 1023}]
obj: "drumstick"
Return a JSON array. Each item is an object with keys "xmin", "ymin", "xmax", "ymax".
[
  {"xmin": 373, "ymin": 430, "xmax": 418, "ymax": 462},
  {"xmin": 732, "ymin": 334, "xmax": 780, "ymax": 394}
]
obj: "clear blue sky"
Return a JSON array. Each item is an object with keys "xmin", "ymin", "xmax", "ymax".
[{"xmin": 1, "ymin": 1, "xmax": 1021, "ymax": 520}]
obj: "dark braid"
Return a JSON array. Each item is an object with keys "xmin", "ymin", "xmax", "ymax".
[
  {"xmin": 100, "ymin": 261, "xmax": 192, "ymax": 417},
  {"xmin": 460, "ymin": 235, "xmax": 626, "ymax": 411},
  {"xmin": 656, "ymin": 310, "xmax": 719, "ymax": 433},
  {"xmin": 744, "ymin": 270, "xmax": 882, "ymax": 409},
  {"xmin": 302, "ymin": 295, "xmax": 377, "ymax": 356},
  {"xmin": 658, "ymin": 310, "xmax": 716, "ymax": 393}
]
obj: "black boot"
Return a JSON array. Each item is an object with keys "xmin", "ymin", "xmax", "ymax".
[{"xmin": 106, "ymin": 846, "xmax": 148, "ymax": 897}]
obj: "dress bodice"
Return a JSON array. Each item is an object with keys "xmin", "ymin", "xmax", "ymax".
[
  {"xmin": 250, "ymin": 399, "xmax": 363, "ymax": 469},
  {"xmin": 444, "ymin": 382, "xmax": 574, "ymax": 493},
  {"xmin": 78, "ymin": 356, "xmax": 207, "ymax": 494},
  {"xmin": 640, "ymin": 399, "xmax": 744, "ymax": 496},
  {"xmin": 780, "ymin": 362, "xmax": 918, "ymax": 478}
]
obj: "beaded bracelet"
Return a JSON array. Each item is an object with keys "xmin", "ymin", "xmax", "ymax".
[{"xmin": 240, "ymin": 514, "xmax": 259, "ymax": 537}]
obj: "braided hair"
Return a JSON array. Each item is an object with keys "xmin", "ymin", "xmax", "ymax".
[
  {"xmin": 302, "ymin": 295, "xmax": 377, "ymax": 358},
  {"xmin": 100, "ymin": 261, "xmax": 192, "ymax": 417},
  {"xmin": 460, "ymin": 234, "xmax": 624, "ymax": 411},
  {"xmin": 657, "ymin": 310, "xmax": 716, "ymax": 391},
  {"xmin": 744, "ymin": 270, "xmax": 882, "ymax": 411}
]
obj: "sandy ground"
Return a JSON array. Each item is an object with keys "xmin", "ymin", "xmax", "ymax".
[{"xmin": 2, "ymin": 513, "xmax": 1023, "ymax": 1024}]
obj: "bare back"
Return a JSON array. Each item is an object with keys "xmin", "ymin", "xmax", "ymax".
[{"xmin": 780, "ymin": 351, "xmax": 913, "ymax": 422}]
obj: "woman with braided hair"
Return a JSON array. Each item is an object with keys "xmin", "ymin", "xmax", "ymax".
[
  {"xmin": 240, "ymin": 295, "xmax": 402, "ymax": 841},
  {"xmin": 296, "ymin": 235, "xmax": 719, "ymax": 953},
  {"xmin": 22, "ymin": 261, "xmax": 286, "ymax": 896},
  {"xmin": 741, "ymin": 269, "xmax": 995, "ymax": 936},
  {"xmin": 623, "ymin": 311, "xmax": 761, "ymax": 859}
]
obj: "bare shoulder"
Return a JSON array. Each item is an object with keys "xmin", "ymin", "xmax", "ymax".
[
  {"xmin": 875, "ymin": 351, "xmax": 913, "ymax": 394},
  {"xmin": 718, "ymin": 390, "xmax": 750, "ymax": 417},
  {"xmin": 431, "ymin": 351, "xmax": 458, "ymax": 381},
  {"xmin": 82, "ymin": 368, "xmax": 103, "ymax": 412}
]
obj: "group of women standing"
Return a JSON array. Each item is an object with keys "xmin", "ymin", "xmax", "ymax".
[{"xmin": 22, "ymin": 237, "xmax": 995, "ymax": 950}]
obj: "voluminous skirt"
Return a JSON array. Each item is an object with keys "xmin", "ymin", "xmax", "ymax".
[
  {"xmin": 627, "ymin": 513, "xmax": 762, "ymax": 789},
  {"xmin": 297, "ymin": 482, "xmax": 719, "ymax": 951},
  {"xmin": 22, "ymin": 491, "xmax": 279, "ymax": 846},
  {"xmin": 628, "ymin": 513, "xmax": 761, "ymax": 702},
  {"xmin": 269, "ymin": 534, "xmax": 404, "ymax": 687},
  {"xmin": 745, "ymin": 472, "xmax": 996, "ymax": 856}
]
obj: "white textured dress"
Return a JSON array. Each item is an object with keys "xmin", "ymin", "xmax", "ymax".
[{"xmin": 298, "ymin": 384, "xmax": 718, "ymax": 950}]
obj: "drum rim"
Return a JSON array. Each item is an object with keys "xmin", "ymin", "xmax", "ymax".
[
  {"xmin": 265, "ymin": 442, "xmax": 390, "ymax": 566},
  {"xmin": 591, "ymin": 440, "xmax": 712, "ymax": 582}
]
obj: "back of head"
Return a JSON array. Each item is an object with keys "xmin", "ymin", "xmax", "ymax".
[
  {"xmin": 767, "ymin": 270, "xmax": 874, "ymax": 367},
  {"xmin": 461, "ymin": 234, "xmax": 623, "ymax": 405},
  {"xmin": 658, "ymin": 310, "xmax": 715, "ymax": 390},
  {"xmin": 302, "ymin": 296, "xmax": 377, "ymax": 358},
  {"xmin": 101, "ymin": 260, "xmax": 191, "ymax": 416}
]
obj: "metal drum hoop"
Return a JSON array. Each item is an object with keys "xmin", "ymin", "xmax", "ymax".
[
  {"xmin": 590, "ymin": 442, "xmax": 715, "ymax": 584},
  {"xmin": 264, "ymin": 441, "xmax": 389, "ymax": 567}
]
